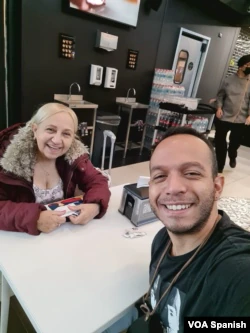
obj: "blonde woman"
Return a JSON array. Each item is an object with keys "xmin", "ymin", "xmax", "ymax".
[{"xmin": 0, "ymin": 103, "xmax": 110, "ymax": 235}]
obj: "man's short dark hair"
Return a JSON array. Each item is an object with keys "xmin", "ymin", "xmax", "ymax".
[
  {"xmin": 238, "ymin": 54, "xmax": 250, "ymax": 68},
  {"xmin": 151, "ymin": 127, "xmax": 218, "ymax": 178}
]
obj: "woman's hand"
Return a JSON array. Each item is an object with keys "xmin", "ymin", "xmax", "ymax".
[
  {"xmin": 245, "ymin": 115, "xmax": 250, "ymax": 125},
  {"xmin": 68, "ymin": 203, "xmax": 100, "ymax": 225},
  {"xmin": 37, "ymin": 210, "xmax": 66, "ymax": 233},
  {"xmin": 216, "ymin": 108, "xmax": 223, "ymax": 119}
]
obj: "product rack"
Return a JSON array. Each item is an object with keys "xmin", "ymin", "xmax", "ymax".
[{"xmin": 140, "ymin": 102, "xmax": 216, "ymax": 153}]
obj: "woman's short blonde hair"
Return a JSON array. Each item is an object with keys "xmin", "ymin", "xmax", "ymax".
[{"xmin": 30, "ymin": 103, "xmax": 78, "ymax": 133}]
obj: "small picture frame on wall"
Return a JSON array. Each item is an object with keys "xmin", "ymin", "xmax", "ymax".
[
  {"xmin": 59, "ymin": 33, "xmax": 76, "ymax": 60},
  {"xmin": 126, "ymin": 49, "xmax": 139, "ymax": 70}
]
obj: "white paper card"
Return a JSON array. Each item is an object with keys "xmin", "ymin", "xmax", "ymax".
[
  {"xmin": 136, "ymin": 176, "xmax": 150, "ymax": 188},
  {"xmin": 45, "ymin": 203, "xmax": 80, "ymax": 217}
]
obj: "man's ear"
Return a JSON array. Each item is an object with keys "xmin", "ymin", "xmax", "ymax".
[{"xmin": 214, "ymin": 174, "xmax": 224, "ymax": 200}]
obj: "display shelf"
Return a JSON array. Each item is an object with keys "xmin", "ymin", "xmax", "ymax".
[{"xmin": 141, "ymin": 102, "xmax": 216, "ymax": 152}]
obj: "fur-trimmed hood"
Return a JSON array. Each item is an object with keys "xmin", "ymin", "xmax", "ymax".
[{"xmin": 0, "ymin": 122, "xmax": 89, "ymax": 182}]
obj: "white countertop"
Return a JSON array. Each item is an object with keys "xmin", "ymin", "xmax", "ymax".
[{"xmin": 0, "ymin": 185, "xmax": 162, "ymax": 333}]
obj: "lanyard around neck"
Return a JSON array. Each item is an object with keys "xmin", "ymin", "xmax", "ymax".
[{"xmin": 141, "ymin": 215, "xmax": 221, "ymax": 320}]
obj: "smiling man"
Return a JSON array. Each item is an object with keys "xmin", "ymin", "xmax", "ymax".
[{"xmin": 147, "ymin": 127, "xmax": 250, "ymax": 333}]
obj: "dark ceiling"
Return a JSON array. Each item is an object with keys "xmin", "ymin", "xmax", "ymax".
[{"xmin": 185, "ymin": 0, "xmax": 250, "ymax": 28}]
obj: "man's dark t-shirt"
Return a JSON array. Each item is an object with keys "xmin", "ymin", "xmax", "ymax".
[{"xmin": 150, "ymin": 211, "xmax": 250, "ymax": 333}]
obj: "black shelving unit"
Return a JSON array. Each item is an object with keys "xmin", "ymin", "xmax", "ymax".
[{"xmin": 140, "ymin": 102, "xmax": 216, "ymax": 152}]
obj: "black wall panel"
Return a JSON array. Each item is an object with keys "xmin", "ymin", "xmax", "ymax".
[{"xmin": 13, "ymin": 0, "xmax": 240, "ymax": 122}]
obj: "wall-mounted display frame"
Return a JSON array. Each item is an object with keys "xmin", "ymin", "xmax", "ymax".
[
  {"xmin": 64, "ymin": 0, "xmax": 141, "ymax": 28},
  {"xmin": 126, "ymin": 49, "xmax": 139, "ymax": 70},
  {"xmin": 59, "ymin": 33, "xmax": 76, "ymax": 59}
]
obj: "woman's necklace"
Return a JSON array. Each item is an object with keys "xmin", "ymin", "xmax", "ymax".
[
  {"xmin": 37, "ymin": 163, "xmax": 52, "ymax": 189},
  {"xmin": 38, "ymin": 164, "xmax": 50, "ymax": 177},
  {"xmin": 37, "ymin": 162, "xmax": 50, "ymax": 178}
]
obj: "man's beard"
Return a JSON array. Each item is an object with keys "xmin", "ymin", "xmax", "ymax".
[{"xmin": 151, "ymin": 188, "xmax": 216, "ymax": 235}]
